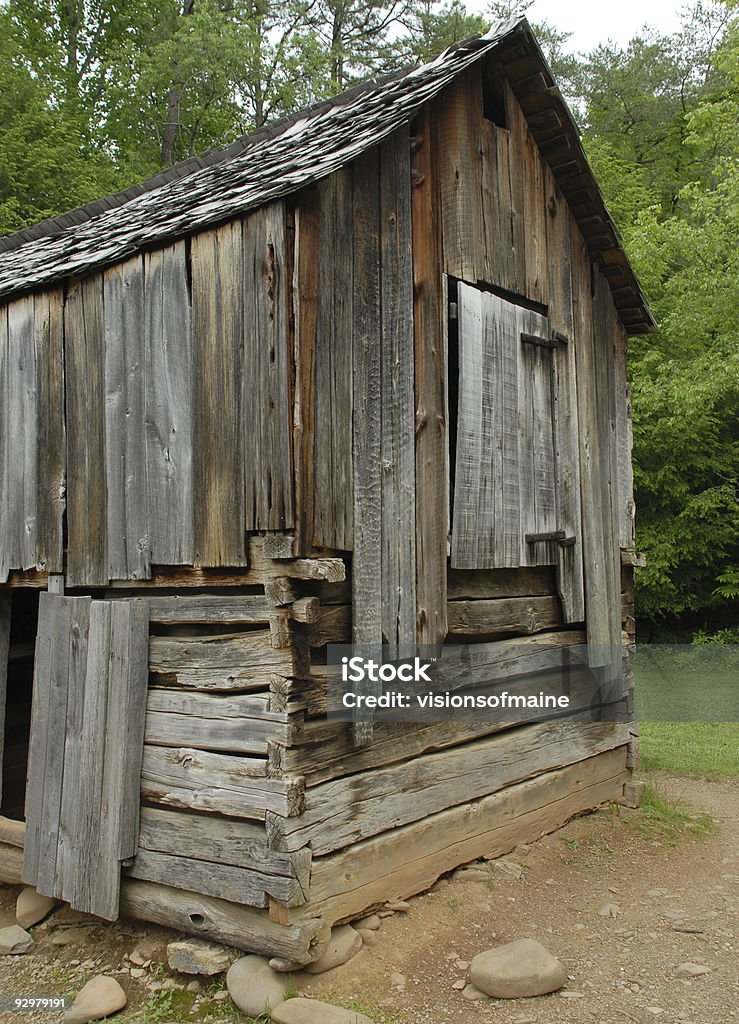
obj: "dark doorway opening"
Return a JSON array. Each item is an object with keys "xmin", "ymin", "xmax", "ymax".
[{"xmin": 1, "ymin": 589, "xmax": 40, "ymax": 821}]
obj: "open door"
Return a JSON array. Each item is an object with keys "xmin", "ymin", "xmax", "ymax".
[{"xmin": 22, "ymin": 594, "xmax": 148, "ymax": 921}]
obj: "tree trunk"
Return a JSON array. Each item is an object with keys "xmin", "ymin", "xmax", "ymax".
[{"xmin": 160, "ymin": 0, "xmax": 196, "ymax": 167}]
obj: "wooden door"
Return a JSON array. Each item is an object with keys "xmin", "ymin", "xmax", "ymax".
[{"xmin": 22, "ymin": 594, "xmax": 148, "ymax": 920}]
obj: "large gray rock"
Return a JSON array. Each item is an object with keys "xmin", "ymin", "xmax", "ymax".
[
  {"xmin": 166, "ymin": 938, "xmax": 230, "ymax": 975},
  {"xmin": 16, "ymin": 888, "xmax": 59, "ymax": 929},
  {"xmin": 304, "ymin": 925, "xmax": 362, "ymax": 974},
  {"xmin": 0, "ymin": 925, "xmax": 33, "ymax": 955},
  {"xmin": 225, "ymin": 955, "xmax": 287, "ymax": 1016},
  {"xmin": 64, "ymin": 976, "xmax": 126, "ymax": 1024},
  {"xmin": 271, "ymin": 998, "xmax": 375, "ymax": 1024},
  {"xmin": 470, "ymin": 938, "xmax": 567, "ymax": 999}
]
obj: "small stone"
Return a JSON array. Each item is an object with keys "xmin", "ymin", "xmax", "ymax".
[
  {"xmin": 80, "ymin": 960, "xmax": 96, "ymax": 971},
  {"xmin": 269, "ymin": 957, "xmax": 304, "ymax": 973},
  {"xmin": 271, "ymin": 998, "xmax": 376, "ymax": 1024},
  {"xmin": 357, "ymin": 929, "xmax": 378, "ymax": 947},
  {"xmin": 560, "ymin": 991, "xmax": 585, "ymax": 998},
  {"xmin": 377, "ymin": 910, "xmax": 395, "ymax": 918},
  {"xmin": 675, "ymin": 962, "xmax": 711, "ymax": 978},
  {"xmin": 451, "ymin": 979, "xmax": 466, "ymax": 990},
  {"xmin": 512, "ymin": 1018, "xmax": 535, "ymax": 1024},
  {"xmin": 647, "ymin": 888, "xmax": 667, "ymax": 897},
  {"xmin": 147, "ymin": 982, "xmax": 163, "ymax": 993},
  {"xmin": 129, "ymin": 968, "xmax": 145, "ymax": 979},
  {"xmin": 598, "ymin": 903, "xmax": 621, "ymax": 918},
  {"xmin": 646, "ymin": 1008, "xmax": 665, "ymax": 1016},
  {"xmin": 455, "ymin": 960, "xmax": 469, "ymax": 970},
  {"xmin": 166, "ymin": 938, "xmax": 230, "ymax": 976},
  {"xmin": 186, "ymin": 980, "xmax": 201, "ymax": 993},
  {"xmin": 0, "ymin": 925, "xmax": 33, "ymax": 955},
  {"xmin": 384, "ymin": 899, "xmax": 410, "ymax": 912},
  {"xmin": 663, "ymin": 908, "xmax": 686, "ymax": 921},
  {"xmin": 470, "ymin": 938, "xmax": 567, "ymax": 999},
  {"xmin": 132, "ymin": 939, "xmax": 161, "ymax": 961},
  {"xmin": 304, "ymin": 925, "xmax": 363, "ymax": 974},
  {"xmin": 455, "ymin": 868, "xmax": 489, "ymax": 883},
  {"xmin": 211, "ymin": 990, "xmax": 229, "ymax": 1002},
  {"xmin": 64, "ymin": 976, "xmax": 126, "ymax": 1024},
  {"xmin": 226, "ymin": 955, "xmax": 287, "ymax": 1016},
  {"xmin": 390, "ymin": 972, "xmax": 406, "ymax": 990},
  {"xmin": 461, "ymin": 984, "xmax": 489, "ymax": 1002},
  {"xmin": 161, "ymin": 979, "xmax": 179, "ymax": 991},
  {"xmin": 356, "ymin": 914, "xmax": 381, "ymax": 931},
  {"xmin": 16, "ymin": 888, "xmax": 59, "ymax": 929},
  {"xmin": 494, "ymin": 859, "xmax": 524, "ymax": 879},
  {"xmin": 129, "ymin": 950, "xmax": 147, "ymax": 967}
]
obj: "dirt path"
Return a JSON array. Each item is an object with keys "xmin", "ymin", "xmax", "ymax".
[{"xmin": 0, "ymin": 772, "xmax": 737, "ymax": 1024}]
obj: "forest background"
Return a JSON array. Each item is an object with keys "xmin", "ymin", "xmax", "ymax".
[{"xmin": 0, "ymin": 0, "xmax": 736, "ymax": 641}]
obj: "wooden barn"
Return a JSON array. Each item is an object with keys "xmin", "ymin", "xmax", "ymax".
[{"xmin": 0, "ymin": 18, "xmax": 651, "ymax": 965}]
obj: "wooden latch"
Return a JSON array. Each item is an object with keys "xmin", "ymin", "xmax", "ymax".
[{"xmin": 525, "ymin": 530, "xmax": 575, "ymax": 547}]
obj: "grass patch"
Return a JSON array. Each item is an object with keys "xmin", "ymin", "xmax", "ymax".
[
  {"xmin": 639, "ymin": 722, "xmax": 739, "ymax": 779},
  {"xmin": 636, "ymin": 783, "xmax": 714, "ymax": 844}
]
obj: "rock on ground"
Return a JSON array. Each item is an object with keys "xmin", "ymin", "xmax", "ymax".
[
  {"xmin": 0, "ymin": 925, "xmax": 33, "ymax": 955},
  {"xmin": 356, "ymin": 929, "xmax": 378, "ymax": 947},
  {"xmin": 64, "ymin": 976, "xmax": 126, "ymax": 1024},
  {"xmin": 355, "ymin": 914, "xmax": 381, "ymax": 931},
  {"xmin": 470, "ymin": 938, "xmax": 567, "ymax": 999},
  {"xmin": 675, "ymin": 962, "xmax": 711, "ymax": 978},
  {"xmin": 225, "ymin": 955, "xmax": 287, "ymax": 1016},
  {"xmin": 461, "ymin": 983, "xmax": 489, "ymax": 1001},
  {"xmin": 166, "ymin": 938, "xmax": 230, "ymax": 975},
  {"xmin": 304, "ymin": 925, "xmax": 362, "ymax": 974},
  {"xmin": 271, "ymin": 998, "xmax": 375, "ymax": 1024},
  {"xmin": 16, "ymin": 888, "xmax": 58, "ymax": 929}
]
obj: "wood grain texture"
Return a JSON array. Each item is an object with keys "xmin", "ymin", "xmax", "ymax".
[
  {"xmin": 148, "ymin": 628, "xmax": 307, "ymax": 688},
  {"xmin": 545, "ymin": 170, "xmax": 584, "ymax": 621},
  {"xmin": 380, "ymin": 126, "xmax": 416, "ymax": 653},
  {"xmin": 268, "ymin": 720, "xmax": 628, "ymax": 855},
  {"xmin": 0, "ymin": 304, "xmax": 8, "ymax": 580},
  {"xmin": 104, "ymin": 257, "xmax": 150, "ymax": 581},
  {"xmin": 351, "ymin": 148, "xmax": 383, "ymax": 744},
  {"xmin": 65, "ymin": 276, "xmax": 108, "ymax": 586},
  {"xmin": 191, "ymin": 222, "xmax": 246, "ymax": 566},
  {"xmin": 5, "ymin": 297, "xmax": 38, "ymax": 573},
  {"xmin": 34, "ymin": 290, "xmax": 65, "ymax": 574},
  {"xmin": 144, "ymin": 242, "xmax": 194, "ymax": 565},
  {"xmin": 312, "ymin": 171, "xmax": 354, "ymax": 550},
  {"xmin": 447, "ymin": 595, "xmax": 562, "ymax": 636},
  {"xmin": 119, "ymin": 878, "xmax": 330, "ymax": 963},
  {"xmin": 243, "ymin": 203, "xmax": 294, "ymax": 531},
  {"xmin": 292, "ymin": 193, "xmax": 320, "ymax": 555},
  {"xmin": 412, "ymin": 106, "xmax": 448, "ymax": 646}
]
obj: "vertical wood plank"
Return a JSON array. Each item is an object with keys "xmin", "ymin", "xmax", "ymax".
[
  {"xmin": 412, "ymin": 107, "xmax": 448, "ymax": 646},
  {"xmin": 518, "ymin": 98, "xmax": 548, "ymax": 306},
  {"xmin": 0, "ymin": 593, "xmax": 10, "ymax": 802},
  {"xmin": 380, "ymin": 127, "xmax": 416, "ymax": 651},
  {"xmin": 451, "ymin": 286, "xmax": 484, "ymax": 569},
  {"xmin": 293, "ymin": 193, "xmax": 320, "ymax": 556},
  {"xmin": 34, "ymin": 290, "xmax": 65, "ymax": 575},
  {"xmin": 614, "ymin": 322, "xmax": 635, "ymax": 549},
  {"xmin": 547, "ymin": 174, "xmax": 584, "ymax": 621},
  {"xmin": 7, "ymin": 297, "xmax": 37, "ymax": 571},
  {"xmin": 0, "ymin": 305, "xmax": 9, "ymax": 582},
  {"xmin": 22, "ymin": 591, "xmax": 54, "ymax": 886},
  {"xmin": 191, "ymin": 223, "xmax": 246, "ymax": 566},
  {"xmin": 504, "ymin": 84, "xmax": 527, "ymax": 296},
  {"xmin": 104, "ymin": 257, "xmax": 150, "ymax": 580},
  {"xmin": 573, "ymin": 239, "xmax": 611, "ymax": 663},
  {"xmin": 436, "ymin": 70, "xmax": 484, "ymax": 284},
  {"xmin": 243, "ymin": 203, "xmax": 294, "ymax": 531},
  {"xmin": 351, "ymin": 148, "xmax": 382, "ymax": 744},
  {"xmin": 312, "ymin": 171, "xmax": 354, "ymax": 550},
  {"xmin": 144, "ymin": 242, "xmax": 194, "ymax": 565},
  {"xmin": 65, "ymin": 276, "xmax": 108, "ymax": 587}
]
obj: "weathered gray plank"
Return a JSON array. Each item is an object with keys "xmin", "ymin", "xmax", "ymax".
[
  {"xmin": 0, "ymin": 594, "xmax": 10, "ymax": 801},
  {"xmin": 292, "ymin": 192, "xmax": 320, "ymax": 555},
  {"xmin": 65, "ymin": 276, "xmax": 108, "ymax": 586},
  {"xmin": 451, "ymin": 285, "xmax": 485, "ymax": 569},
  {"xmin": 104, "ymin": 257, "xmax": 150, "ymax": 580},
  {"xmin": 380, "ymin": 126, "xmax": 416, "ymax": 652},
  {"xmin": 546, "ymin": 173, "xmax": 584, "ymax": 622},
  {"xmin": 351, "ymin": 148, "xmax": 382, "ymax": 745},
  {"xmin": 447, "ymin": 595, "xmax": 562, "ymax": 636},
  {"xmin": 34, "ymin": 290, "xmax": 65, "ymax": 574},
  {"xmin": 268, "ymin": 719, "xmax": 629, "ymax": 856},
  {"xmin": 126, "ymin": 848, "xmax": 306, "ymax": 908},
  {"xmin": 448, "ymin": 565, "xmax": 556, "ymax": 600},
  {"xmin": 6, "ymin": 297, "xmax": 37, "ymax": 571},
  {"xmin": 144, "ymin": 242, "xmax": 194, "ymax": 565},
  {"xmin": 0, "ymin": 305, "xmax": 8, "ymax": 581},
  {"xmin": 312, "ymin": 171, "xmax": 354, "ymax": 550},
  {"xmin": 140, "ymin": 745, "xmax": 303, "ymax": 819},
  {"xmin": 243, "ymin": 203, "xmax": 294, "ymax": 531},
  {"xmin": 148, "ymin": 629, "xmax": 307, "ymax": 688},
  {"xmin": 144, "ymin": 594, "xmax": 273, "ymax": 624},
  {"xmin": 191, "ymin": 223, "xmax": 246, "ymax": 566}
]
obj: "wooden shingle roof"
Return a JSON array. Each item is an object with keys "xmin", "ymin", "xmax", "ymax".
[{"xmin": 0, "ymin": 17, "xmax": 654, "ymax": 332}]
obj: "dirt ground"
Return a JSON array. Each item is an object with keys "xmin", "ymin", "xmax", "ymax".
[{"xmin": 0, "ymin": 772, "xmax": 737, "ymax": 1024}]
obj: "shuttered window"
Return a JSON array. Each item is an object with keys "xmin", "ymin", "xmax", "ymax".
[
  {"xmin": 23, "ymin": 594, "xmax": 148, "ymax": 920},
  {"xmin": 451, "ymin": 283, "xmax": 584, "ymax": 621}
]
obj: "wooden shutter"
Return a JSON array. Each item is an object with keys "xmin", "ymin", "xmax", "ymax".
[
  {"xmin": 23, "ymin": 594, "xmax": 148, "ymax": 920},
  {"xmin": 451, "ymin": 284, "xmax": 584, "ymax": 620}
]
